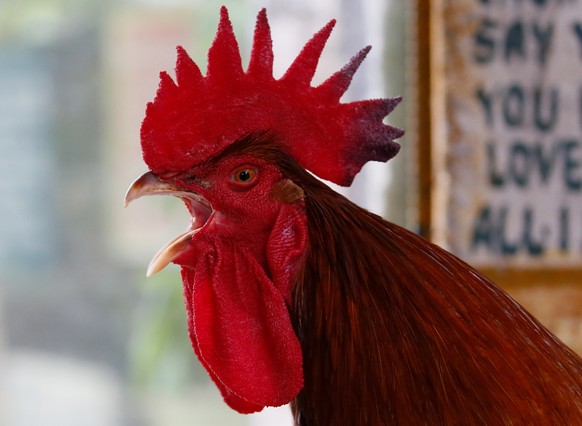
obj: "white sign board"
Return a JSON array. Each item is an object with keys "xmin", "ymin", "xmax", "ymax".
[{"xmin": 440, "ymin": 0, "xmax": 582, "ymax": 269}]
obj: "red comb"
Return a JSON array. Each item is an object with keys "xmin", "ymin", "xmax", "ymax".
[{"xmin": 141, "ymin": 6, "xmax": 403, "ymax": 186}]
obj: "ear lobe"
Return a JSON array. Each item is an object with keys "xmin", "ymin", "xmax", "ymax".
[
  {"xmin": 266, "ymin": 202, "xmax": 308, "ymax": 302},
  {"xmin": 270, "ymin": 179, "xmax": 305, "ymax": 204}
]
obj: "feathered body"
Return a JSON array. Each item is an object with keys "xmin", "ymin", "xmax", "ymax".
[
  {"xmin": 287, "ymin": 145, "xmax": 582, "ymax": 424},
  {"xmin": 125, "ymin": 7, "xmax": 582, "ymax": 425}
]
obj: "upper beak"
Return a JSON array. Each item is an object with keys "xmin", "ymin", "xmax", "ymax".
[{"xmin": 124, "ymin": 171, "xmax": 178, "ymax": 207}]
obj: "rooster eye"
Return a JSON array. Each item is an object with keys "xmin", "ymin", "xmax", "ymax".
[
  {"xmin": 231, "ymin": 167, "xmax": 258, "ymax": 187},
  {"xmin": 237, "ymin": 169, "xmax": 254, "ymax": 182}
]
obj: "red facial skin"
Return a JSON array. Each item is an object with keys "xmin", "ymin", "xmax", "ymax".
[{"xmin": 157, "ymin": 147, "xmax": 307, "ymax": 412}]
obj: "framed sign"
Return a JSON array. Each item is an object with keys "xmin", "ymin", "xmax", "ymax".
[{"xmin": 415, "ymin": 0, "xmax": 582, "ymax": 285}]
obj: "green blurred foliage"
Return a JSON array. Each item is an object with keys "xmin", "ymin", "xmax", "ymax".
[{"xmin": 129, "ymin": 267, "xmax": 209, "ymax": 391}]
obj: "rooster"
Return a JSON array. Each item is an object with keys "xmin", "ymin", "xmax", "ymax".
[{"xmin": 125, "ymin": 7, "xmax": 582, "ymax": 425}]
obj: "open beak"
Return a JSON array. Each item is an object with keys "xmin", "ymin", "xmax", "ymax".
[{"xmin": 125, "ymin": 172, "xmax": 213, "ymax": 277}]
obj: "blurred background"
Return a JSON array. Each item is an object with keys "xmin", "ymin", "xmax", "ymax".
[
  {"xmin": 0, "ymin": 0, "xmax": 404, "ymax": 424},
  {"xmin": 1, "ymin": 0, "xmax": 581, "ymax": 425}
]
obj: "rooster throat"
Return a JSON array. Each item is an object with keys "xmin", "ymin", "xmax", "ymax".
[{"xmin": 125, "ymin": 171, "xmax": 213, "ymax": 276}]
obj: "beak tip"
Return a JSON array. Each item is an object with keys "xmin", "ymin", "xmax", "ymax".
[
  {"xmin": 146, "ymin": 266, "xmax": 161, "ymax": 278},
  {"xmin": 125, "ymin": 171, "xmax": 164, "ymax": 208},
  {"xmin": 146, "ymin": 261, "xmax": 159, "ymax": 278},
  {"xmin": 146, "ymin": 259, "xmax": 163, "ymax": 278}
]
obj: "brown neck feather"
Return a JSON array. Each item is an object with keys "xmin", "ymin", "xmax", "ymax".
[{"xmin": 289, "ymin": 176, "xmax": 582, "ymax": 426}]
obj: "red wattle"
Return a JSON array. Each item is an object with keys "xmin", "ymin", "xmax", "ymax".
[{"xmin": 181, "ymin": 237, "xmax": 304, "ymax": 411}]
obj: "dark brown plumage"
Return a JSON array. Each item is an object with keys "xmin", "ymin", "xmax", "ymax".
[{"xmin": 251, "ymin": 138, "xmax": 582, "ymax": 425}]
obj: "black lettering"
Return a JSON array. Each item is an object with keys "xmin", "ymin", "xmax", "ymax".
[
  {"xmin": 503, "ymin": 85, "xmax": 525, "ymax": 127},
  {"xmin": 563, "ymin": 139, "xmax": 582, "ymax": 191},
  {"xmin": 523, "ymin": 208, "xmax": 545, "ymax": 255},
  {"xmin": 571, "ymin": 23, "xmax": 582, "ymax": 60},
  {"xmin": 487, "ymin": 142, "xmax": 505, "ymax": 187},
  {"xmin": 470, "ymin": 204, "xmax": 555, "ymax": 257},
  {"xmin": 532, "ymin": 23, "xmax": 553, "ymax": 65},
  {"xmin": 476, "ymin": 88, "xmax": 494, "ymax": 125},
  {"xmin": 509, "ymin": 142, "xmax": 531, "ymax": 187},
  {"xmin": 505, "ymin": 21, "xmax": 525, "ymax": 63},
  {"xmin": 471, "ymin": 205, "xmax": 494, "ymax": 251},
  {"xmin": 532, "ymin": 142, "xmax": 560, "ymax": 184},
  {"xmin": 560, "ymin": 207, "xmax": 569, "ymax": 251},
  {"xmin": 533, "ymin": 87, "xmax": 558, "ymax": 131},
  {"xmin": 474, "ymin": 18, "xmax": 497, "ymax": 63},
  {"xmin": 499, "ymin": 206, "xmax": 519, "ymax": 255}
]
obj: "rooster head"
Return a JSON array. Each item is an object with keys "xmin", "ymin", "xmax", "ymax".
[{"xmin": 125, "ymin": 6, "xmax": 402, "ymax": 413}]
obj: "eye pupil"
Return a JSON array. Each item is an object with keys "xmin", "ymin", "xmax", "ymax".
[{"xmin": 232, "ymin": 167, "xmax": 257, "ymax": 185}]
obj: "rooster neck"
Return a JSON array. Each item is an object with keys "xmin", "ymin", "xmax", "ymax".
[
  {"xmin": 288, "ymin": 182, "xmax": 582, "ymax": 426},
  {"xmin": 289, "ymin": 188, "xmax": 408, "ymax": 426}
]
